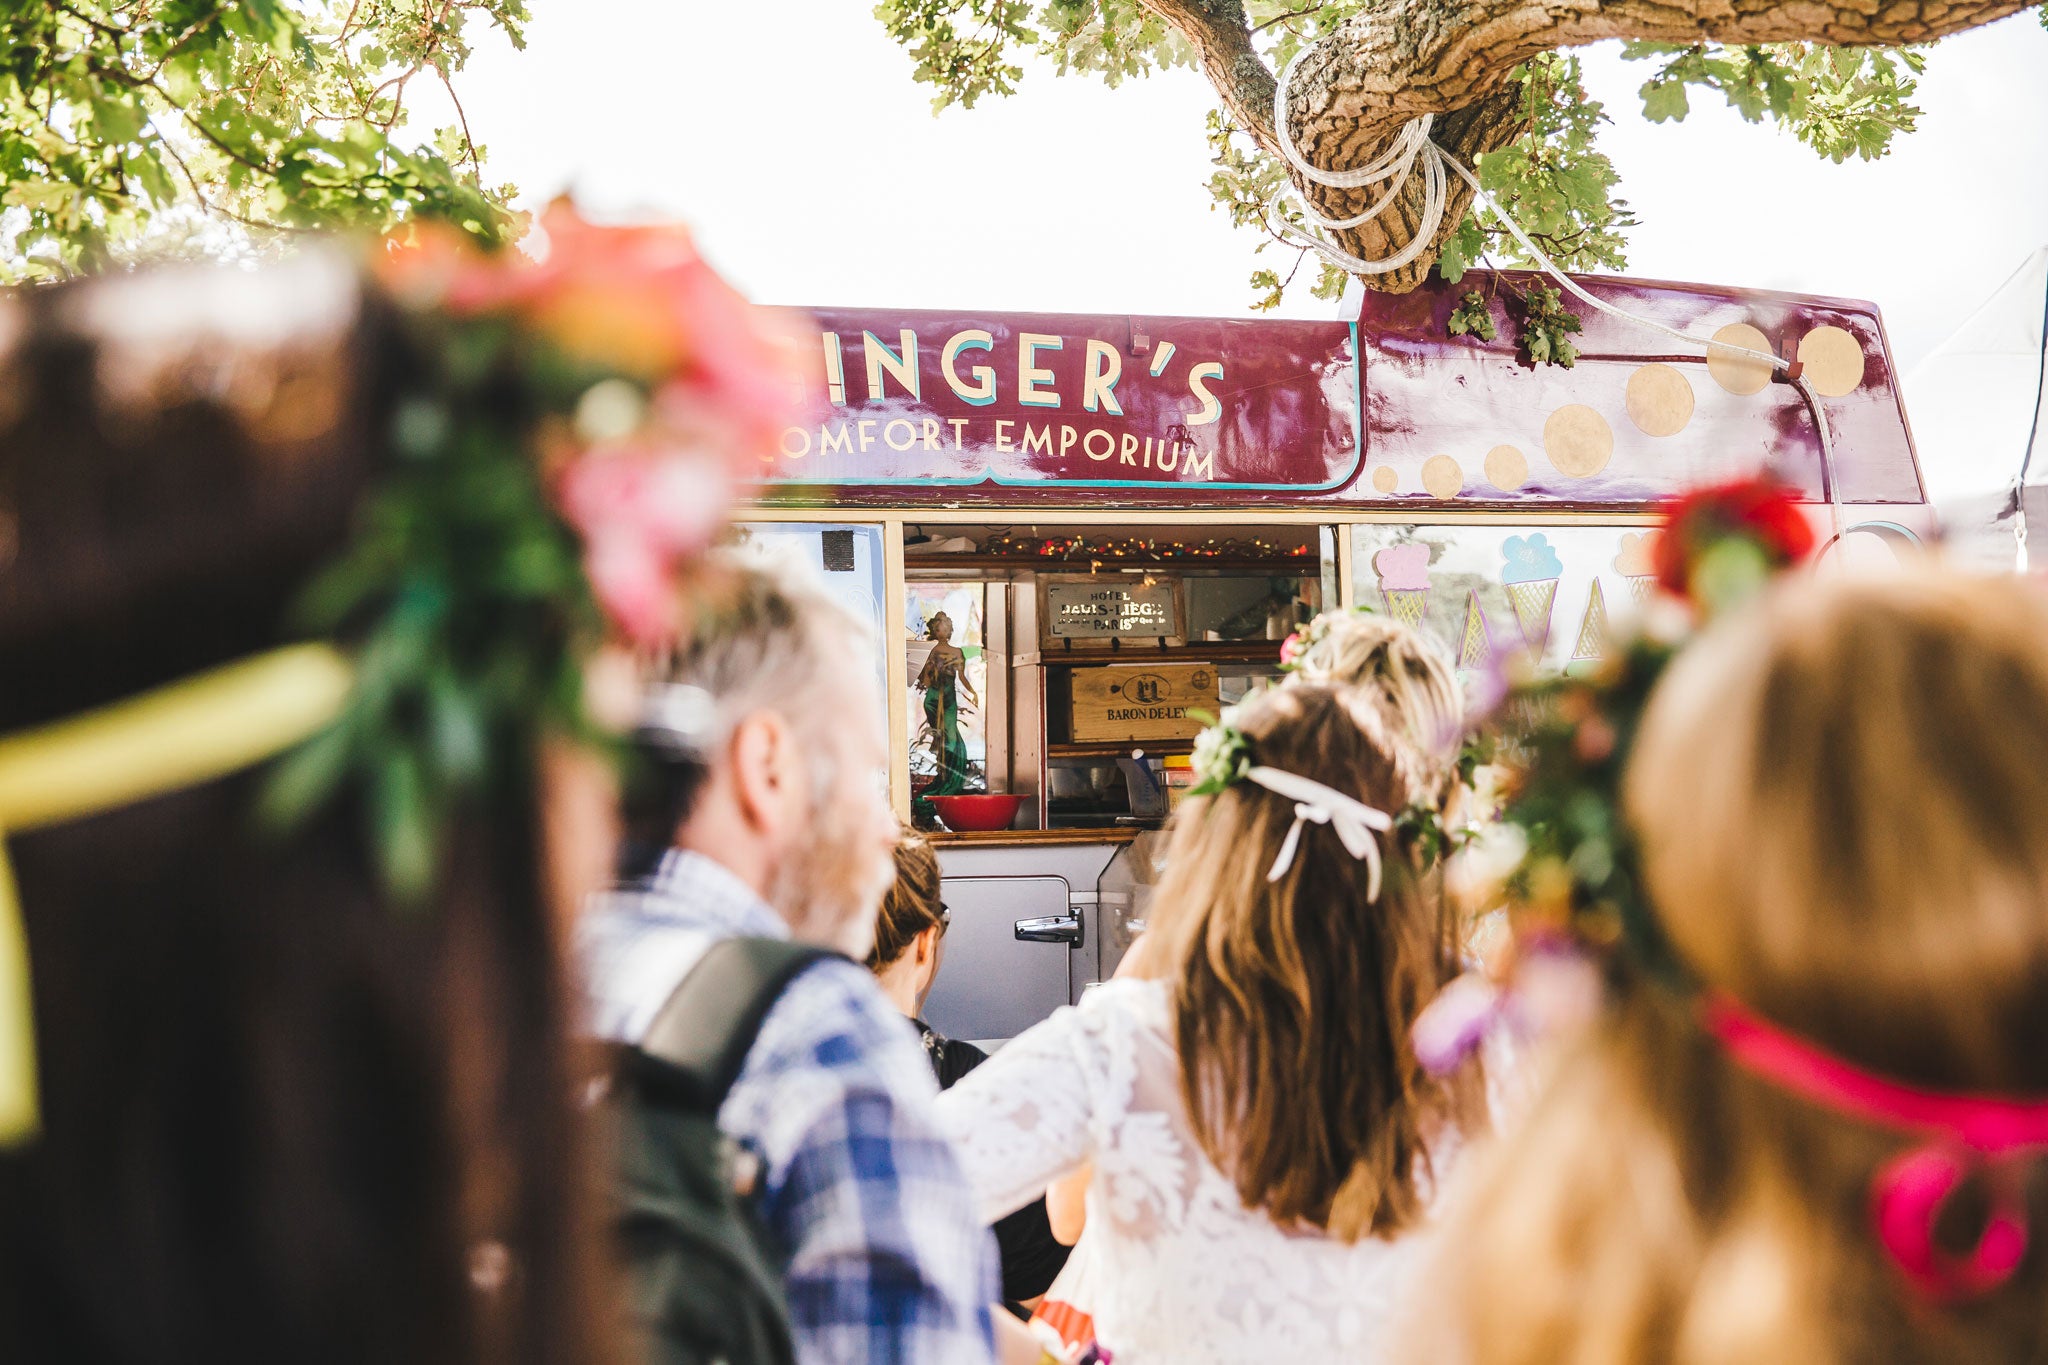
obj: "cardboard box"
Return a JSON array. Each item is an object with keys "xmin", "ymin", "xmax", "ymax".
[{"xmin": 1069, "ymin": 664, "xmax": 1220, "ymax": 743}]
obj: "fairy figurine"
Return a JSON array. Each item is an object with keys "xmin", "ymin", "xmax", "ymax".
[{"xmin": 916, "ymin": 610, "xmax": 980, "ymax": 802}]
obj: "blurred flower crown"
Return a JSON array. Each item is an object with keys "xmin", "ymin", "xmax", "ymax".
[
  {"xmin": 1421, "ymin": 482, "xmax": 2048, "ymax": 1305},
  {"xmin": 1275, "ymin": 604, "xmax": 1373, "ymax": 673},
  {"xmin": 1483, "ymin": 473, "xmax": 1813, "ymax": 983},
  {"xmin": 273, "ymin": 204, "xmax": 816, "ymax": 900},
  {"xmin": 1415, "ymin": 473, "xmax": 1815, "ymax": 1080},
  {"xmin": 0, "ymin": 206, "xmax": 812, "ymax": 1145}
]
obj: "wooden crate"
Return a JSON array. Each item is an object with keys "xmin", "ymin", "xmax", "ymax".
[{"xmin": 1069, "ymin": 663, "xmax": 1220, "ymax": 743}]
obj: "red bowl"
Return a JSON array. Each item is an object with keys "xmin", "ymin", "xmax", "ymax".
[{"xmin": 928, "ymin": 794, "xmax": 1024, "ymax": 832}]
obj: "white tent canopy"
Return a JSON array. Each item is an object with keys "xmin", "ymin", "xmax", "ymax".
[{"xmin": 1904, "ymin": 247, "xmax": 2048, "ymax": 569}]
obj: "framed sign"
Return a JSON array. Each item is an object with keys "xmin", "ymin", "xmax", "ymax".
[
  {"xmin": 1070, "ymin": 664, "xmax": 1219, "ymax": 743},
  {"xmin": 1046, "ymin": 582, "xmax": 1179, "ymax": 639}
]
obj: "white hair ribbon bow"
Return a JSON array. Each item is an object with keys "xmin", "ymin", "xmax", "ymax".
[{"xmin": 1244, "ymin": 765, "xmax": 1395, "ymax": 900}]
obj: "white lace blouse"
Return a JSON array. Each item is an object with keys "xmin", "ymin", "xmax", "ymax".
[{"xmin": 934, "ymin": 978, "xmax": 1446, "ymax": 1365}]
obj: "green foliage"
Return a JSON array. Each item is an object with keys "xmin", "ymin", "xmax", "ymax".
[
  {"xmin": 871, "ymin": 0, "xmax": 1040, "ymax": 109},
  {"xmin": 1439, "ymin": 55, "xmax": 1635, "ymax": 285},
  {"xmin": 1445, "ymin": 278, "xmax": 1587, "ymax": 369},
  {"xmin": 1308, "ymin": 260, "xmax": 1348, "ymax": 302},
  {"xmin": 875, "ymin": 2, "xmax": 1947, "ymax": 308},
  {"xmin": 1486, "ymin": 478, "xmax": 1807, "ymax": 984},
  {"xmin": 1448, "ymin": 289, "xmax": 1498, "ymax": 342},
  {"xmin": 1624, "ymin": 41, "xmax": 1926, "ymax": 163},
  {"xmin": 0, "ymin": 1, "xmax": 525, "ymax": 282},
  {"xmin": 1487, "ymin": 633, "xmax": 1677, "ymax": 980},
  {"xmin": 1514, "ymin": 283, "xmax": 1583, "ymax": 368},
  {"xmin": 1248, "ymin": 267, "xmax": 1285, "ymax": 311},
  {"xmin": 1206, "ymin": 104, "xmax": 1291, "ymax": 312},
  {"xmin": 271, "ymin": 302, "xmax": 605, "ymax": 901},
  {"xmin": 1037, "ymin": 0, "xmax": 1194, "ymax": 87},
  {"xmin": 872, "ymin": 0, "xmax": 1203, "ymax": 108}
]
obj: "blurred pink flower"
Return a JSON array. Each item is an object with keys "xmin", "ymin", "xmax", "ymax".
[
  {"xmin": 1412, "ymin": 973, "xmax": 1500, "ymax": 1076},
  {"xmin": 1411, "ymin": 935, "xmax": 1607, "ymax": 1077},
  {"xmin": 559, "ymin": 447, "xmax": 730, "ymax": 645},
  {"xmin": 380, "ymin": 202, "xmax": 817, "ymax": 471},
  {"xmin": 1506, "ymin": 939, "xmax": 1605, "ymax": 1038},
  {"xmin": 381, "ymin": 202, "xmax": 822, "ymax": 645},
  {"xmin": 579, "ymin": 534, "xmax": 673, "ymax": 647},
  {"xmin": 1573, "ymin": 715, "xmax": 1617, "ymax": 764}
]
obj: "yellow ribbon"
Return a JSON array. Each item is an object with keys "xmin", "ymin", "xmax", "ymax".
[{"xmin": 0, "ymin": 643, "xmax": 355, "ymax": 1147}]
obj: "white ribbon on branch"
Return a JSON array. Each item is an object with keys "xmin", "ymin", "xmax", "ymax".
[
  {"xmin": 1269, "ymin": 48, "xmax": 1449, "ymax": 275},
  {"xmin": 1243, "ymin": 764, "xmax": 1394, "ymax": 897},
  {"xmin": 1265, "ymin": 34, "xmax": 1841, "ymax": 533}
]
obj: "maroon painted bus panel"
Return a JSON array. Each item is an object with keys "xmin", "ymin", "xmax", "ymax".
[
  {"xmin": 1354, "ymin": 271, "xmax": 1923, "ymax": 507},
  {"xmin": 769, "ymin": 309, "xmax": 1359, "ymax": 502},
  {"xmin": 757, "ymin": 273, "xmax": 1923, "ymax": 509}
]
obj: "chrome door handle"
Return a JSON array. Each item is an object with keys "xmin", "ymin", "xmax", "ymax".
[{"xmin": 1014, "ymin": 912, "xmax": 1083, "ymax": 946}]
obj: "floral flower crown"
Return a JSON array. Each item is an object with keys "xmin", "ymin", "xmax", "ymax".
[
  {"xmin": 1186, "ymin": 702, "xmax": 1482, "ymax": 891},
  {"xmin": 0, "ymin": 207, "xmax": 809, "ymax": 1146},
  {"xmin": 1481, "ymin": 474, "xmax": 1813, "ymax": 984},
  {"xmin": 272, "ymin": 206, "xmax": 812, "ymax": 899},
  {"xmin": 1187, "ymin": 706, "xmax": 1254, "ymax": 796},
  {"xmin": 1418, "ymin": 481, "xmax": 2048, "ymax": 1303},
  {"xmin": 1415, "ymin": 475, "xmax": 1816, "ymax": 1080},
  {"xmin": 1277, "ymin": 603, "xmax": 1378, "ymax": 673}
]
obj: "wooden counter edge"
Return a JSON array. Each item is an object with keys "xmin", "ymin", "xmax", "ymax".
[{"xmin": 925, "ymin": 827, "xmax": 1146, "ymax": 847}]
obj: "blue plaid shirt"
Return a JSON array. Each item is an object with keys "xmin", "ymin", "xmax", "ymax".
[{"xmin": 581, "ymin": 850, "xmax": 998, "ymax": 1365}]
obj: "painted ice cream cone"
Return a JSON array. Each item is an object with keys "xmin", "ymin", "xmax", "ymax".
[
  {"xmin": 1501, "ymin": 533, "xmax": 1565, "ymax": 654},
  {"xmin": 1382, "ymin": 589, "xmax": 1428, "ymax": 626},
  {"xmin": 1615, "ymin": 531, "xmax": 1661, "ymax": 604},
  {"xmin": 1505, "ymin": 580, "xmax": 1559, "ymax": 650},
  {"xmin": 1373, "ymin": 544, "xmax": 1433, "ymax": 628},
  {"xmin": 1570, "ymin": 580, "xmax": 1609, "ymax": 661},
  {"xmin": 1458, "ymin": 590, "xmax": 1493, "ymax": 672}
]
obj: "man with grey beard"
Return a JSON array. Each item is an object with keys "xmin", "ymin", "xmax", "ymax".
[{"xmin": 580, "ymin": 555, "xmax": 997, "ymax": 1365}]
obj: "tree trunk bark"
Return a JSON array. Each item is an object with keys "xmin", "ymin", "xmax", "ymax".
[{"xmin": 1143, "ymin": 0, "xmax": 2037, "ymax": 292}]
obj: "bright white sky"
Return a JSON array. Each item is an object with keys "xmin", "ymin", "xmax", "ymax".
[{"xmin": 423, "ymin": 4, "xmax": 2048, "ymax": 371}]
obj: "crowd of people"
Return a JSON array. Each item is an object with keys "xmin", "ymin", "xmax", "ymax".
[{"xmin": 6, "ymin": 249, "xmax": 2048, "ymax": 1365}]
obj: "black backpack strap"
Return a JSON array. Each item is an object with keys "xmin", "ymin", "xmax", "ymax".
[{"xmin": 634, "ymin": 936, "xmax": 838, "ymax": 1110}]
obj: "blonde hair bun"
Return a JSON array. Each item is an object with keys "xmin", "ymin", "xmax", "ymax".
[{"xmin": 1286, "ymin": 609, "xmax": 1461, "ymax": 792}]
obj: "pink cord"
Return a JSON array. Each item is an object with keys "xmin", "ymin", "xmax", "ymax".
[{"xmin": 1702, "ymin": 995, "xmax": 2048, "ymax": 1299}]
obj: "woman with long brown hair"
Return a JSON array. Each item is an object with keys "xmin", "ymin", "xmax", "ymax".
[
  {"xmin": 1039, "ymin": 606, "xmax": 1468, "ymax": 1241},
  {"xmin": 935, "ymin": 683, "xmax": 1486, "ymax": 1364},
  {"xmin": 1407, "ymin": 568, "xmax": 2048, "ymax": 1365}
]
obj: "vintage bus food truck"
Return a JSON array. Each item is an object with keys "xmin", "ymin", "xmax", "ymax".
[{"xmin": 737, "ymin": 270, "xmax": 1929, "ymax": 1046}]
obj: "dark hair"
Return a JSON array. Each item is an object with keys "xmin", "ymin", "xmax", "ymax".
[
  {"xmin": 0, "ymin": 263, "xmax": 613, "ymax": 1365},
  {"xmin": 866, "ymin": 835, "xmax": 944, "ymax": 972},
  {"xmin": 617, "ymin": 754, "xmax": 708, "ymax": 883}
]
